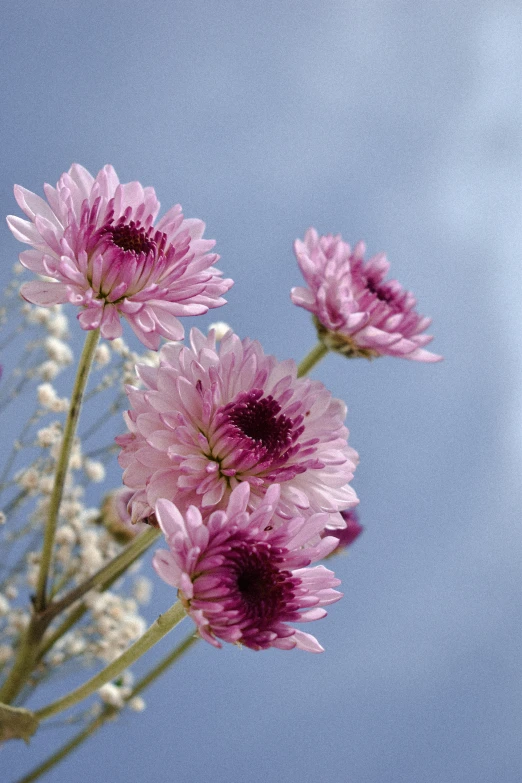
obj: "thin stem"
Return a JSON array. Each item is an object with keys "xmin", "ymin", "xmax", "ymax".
[
  {"xmin": 0, "ymin": 619, "xmax": 45, "ymax": 704},
  {"xmin": 35, "ymin": 328, "xmax": 100, "ymax": 612},
  {"xmin": 35, "ymin": 601, "xmax": 186, "ymax": 722},
  {"xmin": 16, "ymin": 710, "xmax": 110, "ymax": 783},
  {"xmin": 0, "ymin": 408, "xmax": 40, "ymax": 489},
  {"xmin": 16, "ymin": 632, "xmax": 198, "ymax": 783},
  {"xmin": 296, "ymin": 342, "xmax": 329, "ymax": 377},
  {"xmin": 130, "ymin": 632, "xmax": 198, "ymax": 699},
  {"xmin": 36, "ymin": 605, "xmax": 85, "ymax": 663}
]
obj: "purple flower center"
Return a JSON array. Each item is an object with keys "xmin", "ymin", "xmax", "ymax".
[
  {"xmin": 223, "ymin": 390, "xmax": 295, "ymax": 458},
  {"xmin": 229, "ymin": 540, "xmax": 295, "ymax": 624},
  {"xmin": 105, "ymin": 220, "xmax": 156, "ymax": 256},
  {"xmin": 366, "ymin": 276, "xmax": 399, "ymax": 307}
]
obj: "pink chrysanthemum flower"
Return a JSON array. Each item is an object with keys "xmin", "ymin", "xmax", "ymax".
[
  {"xmin": 291, "ymin": 228, "xmax": 441, "ymax": 362},
  {"xmin": 153, "ymin": 482, "xmax": 342, "ymax": 652},
  {"xmin": 117, "ymin": 328, "xmax": 358, "ymax": 528},
  {"xmin": 7, "ymin": 164, "xmax": 232, "ymax": 349}
]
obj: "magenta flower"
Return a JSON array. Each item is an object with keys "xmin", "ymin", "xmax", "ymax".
[
  {"xmin": 7, "ymin": 164, "xmax": 232, "ymax": 349},
  {"xmin": 117, "ymin": 328, "xmax": 358, "ymax": 528},
  {"xmin": 291, "ymin": 228, "xmax": 441, "ymax": 362},
  {"xmin": 322, "ymin": 509, "xmax": 363, "ymax": 553},
  {"xmin": 153, "ymin": 482, "xmax": 342, "ymax": 651}
]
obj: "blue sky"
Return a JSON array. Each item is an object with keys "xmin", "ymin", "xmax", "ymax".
[{"xmin": 1, "ymin": 2, "xmax": 520, "ymax": 782}]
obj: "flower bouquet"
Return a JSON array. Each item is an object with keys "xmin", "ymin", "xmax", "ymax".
[{"xmin": 0, "ymin": 164, "xmax": 440, "ymax": 781}]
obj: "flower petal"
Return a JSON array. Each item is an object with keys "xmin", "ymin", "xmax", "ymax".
[{"xmin": 20, "ymin": 280, "xmax": 69, "ymax": 305}]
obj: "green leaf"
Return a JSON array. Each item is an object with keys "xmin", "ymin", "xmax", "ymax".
[{"xmin": 0, "ymin": 702, "xmax": 39, "ymax": 743}]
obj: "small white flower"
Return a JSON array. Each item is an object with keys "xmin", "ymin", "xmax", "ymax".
[
  {"xmin": 26, "ymin": 565, "xmax": 39, "ymax": 588},
  {"xmin": 81, "ymin": 544, "xmax": 104, "ymax": 573},
  {"xmin": 59, "ymin": 498, "xmax": 83, "ymax": 520},
  {"xmin": 128, "ymin": 696, "xmax": 145, "ymax": 712},
  {"xmin": 0, "ymin": 645, "xmax": 13, "ymax": 664},
  {"xmin": 132, "ymin": 577, "xmax": 152, "ymax": 605},
  {"xmin": 37, "ymin": 360, "xmax": 60, "ymax": 380},
  {"xmin": 46, "ymin": 310, "xmax": 69, "ymax": 338},
  {"xmin": 10, "ymin": 611, "xmax": 30, "ymax": 631},
  {"xmin": 16, "ymin": 467, "xmax": 40, "ymax": 491},
  {"xmin": 38, "ymin": 475, "xmax": 55, "ymax": 494},
  {"xmin": 208, "ymin": 321, "xmax": 232, "ymax": 340},
  {"xmin": 55, "ymin": 525, "xmax": 76, "ymax": 546},
  {"xmin": 49, "ymin": 396, "xmax": 69, "ymax": 413},
  {"xmin": 64, "ymin": 635, "xmax": 86, "ymax": 656},
  {"xmin": 37, "ymin": 422, "xmax": 62, "ymax": 448},
  {"xmin": 98, "ymin": 683, "xmax": 125, "ymax": 709},
  {"xmin": 111, "ymin": 338, "xmax": 130, "ymax": 356},
  {"xmin": 83, "ymin": 459, "xmax": 106, "ymax": 483},
  {"xmin": 94, "ymin": 344, "xmax": 111, "ymax": 367},
  {"xmin": 4, "ymin": 584, "xmax": 17, "ymax": 600},
  {"xmin": 45, "ymin": 336, "xmax": 73, "ymax": 365},
  {"xmin": 26, "ymin": 306, "xmax": 51, "ymax": 325},
  {"xmin": 37, "ymin": 382, "xmax": 58, "ymax": 408}
]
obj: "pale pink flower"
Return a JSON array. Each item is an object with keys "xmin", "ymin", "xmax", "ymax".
[
  {"xmin": 117, "ymin": 328, "xmax": 358, "ymax": 528},
  {"xmin": 7, "ymin": 164, "xmax": 232, "ymax": 349},
  {"xmin": 153, "ymin": 482, "xmax": 342, "ymax": 651},
  {"xmin": 291, "ymin": 228, "xmax": 441, "ymax": 362}
]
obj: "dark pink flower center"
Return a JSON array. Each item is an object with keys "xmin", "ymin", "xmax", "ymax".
[
  {"xmin": 366, "ymin": 276, "xmax": 399, "ymax": 307},
  {"xmin": 104, "ymin": 220, "xmax": 156, "ymax": 256},
  {"xmin": 223, "ymin": 390, "xmax": 295, "ymax": 458},
  {"xmin": 229, "ymin": 540, "xmax": 295, "ymax": 624}
]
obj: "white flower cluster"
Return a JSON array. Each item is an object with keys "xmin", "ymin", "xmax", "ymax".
[
  {"xmin": 0, "ymin": 293, "xmax": 158, "ymax": 695},
  {"xmin": 22, "ymin": 304, "xmax": 72, "ymax": 381},
  {"xmin": 37, "ymin": 382, "xmax": 69, "ymax": 413},
  {"xmin": 83, "ymin": 591, "xmax": 147, "ymax": 663}
]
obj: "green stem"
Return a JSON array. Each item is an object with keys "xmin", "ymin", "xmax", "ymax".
[
  {"xmin": 16, "ymin": 632, "xmax": 198, "ymax": 783},
  {"xmin": 35, "ymin": 328, "xmax": 100, "ymax": 612},
  {"xmin": 130, "ymin": 632, "xmax": 198, "ymax": 699},
  {"xmin": 0, "ymin": 620, "xmax": 45, "ymax": 704},
  {"xmin": 296, "ymin": 342, "xmax": 329, "ymax": 377},
  {"xmin": 35, "ymin": 601, "xmax": 186, "ymax": 722}
]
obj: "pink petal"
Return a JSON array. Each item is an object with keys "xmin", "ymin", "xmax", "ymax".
[
  {"xmin": 148, "ymin": 305, "xmax": 185, "ymax": 341},
  {"xmin": 20, "ymin": 280, "xmax": 69, "ymax": 305},
  {"xmin": 152, "ymin": 549, "xmax": 182, "ymax": 588},
  {"xmin": 100, "ymin": 304, "xmax": 123, "ymax": 340},
  {"xmin": 19, "ymin": 250, "xmax": 51, "ymax": 274},
  {"xmin": 292, "ymin": 630, "xmax": 324, "ymax": 653},
  {"xmin": 7, "ymin": 216, "xmax": 46, "ymax": 247},
  {"xmin": 78, "ymin": 306, "xmax": 104, "ymax": 330}
]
